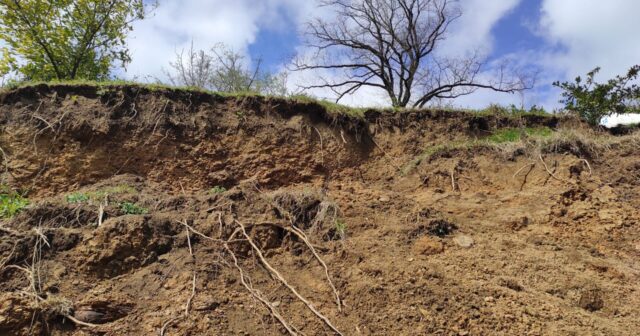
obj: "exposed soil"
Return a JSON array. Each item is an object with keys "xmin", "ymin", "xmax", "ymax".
[{"xmin": 0, "ymin": 84, "xmax": 638, "ymax": 335}]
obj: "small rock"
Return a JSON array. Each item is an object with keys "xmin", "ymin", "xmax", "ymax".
[
  {"xmin": 453, "ymin": 235, "xmax": 474, "ymax": 248},
  {"xmin": 271, "ymin": 301, "xmax": 280, "ymax": 307},
  {"xmin": 484, "ymin": 296, "xmax": 495, "ymax": 303},
  {"xmin": 579, "ymin": 288, "xmax": 604, "ymax": 312},
  {"xmin": 379, "ymin": 196, "xmax": 390, "ymax": 202},
  {"xmin": 413, "ymin": 236, "xmax": 444, "ymax": 256}
]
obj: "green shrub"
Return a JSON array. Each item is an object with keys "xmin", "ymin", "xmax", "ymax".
[
  {"xmin": 0, "ymin": 190, "xmax": 29, "ymax": 218},
  {"xmin": 553, "ymin": 65, "xmax": 640, "ymax": 126},
  {"xmin": 210, "ymin": 186, "xmax": 227, "ymax": 194},
  {"xmin": 66, "ymin": 192, "xmax": 90, "ymax": 204},
  {"xmin": 120, "ymin": 202, "xmax": 148, "ymax": 215}
]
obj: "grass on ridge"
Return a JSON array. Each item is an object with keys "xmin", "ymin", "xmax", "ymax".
[{"xmin": 3, "ymin": 81, "xmax": 559, "ymax": 120}]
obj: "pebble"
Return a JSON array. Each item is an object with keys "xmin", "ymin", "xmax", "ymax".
[
  {"xmin": 379, "ymin": 196, "xmax": 390, "ymax": 202},
  {"xmin": 484, "ymin": 296, "xmax": 495, "ymax": 303},
  {"xmin": 453, "ymin": 235, "xmax": 474, "ymax": 248}
]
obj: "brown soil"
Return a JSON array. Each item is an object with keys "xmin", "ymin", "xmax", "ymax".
[{"xmin": 0, "ymin": 84, "xmax": 638, "ymax": 335}]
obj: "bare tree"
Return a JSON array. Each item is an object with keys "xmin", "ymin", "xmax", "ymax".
[
  {"xmin": 165, "ymin": 42, "xmax": 288, "ymax": 95},
  {"xmin": 295, "ymin": 0, "xmax": 532, "ymax": 108},
  {"xmin": 165, "ymin": 41, "xmax": 215, "ymax": 88}
]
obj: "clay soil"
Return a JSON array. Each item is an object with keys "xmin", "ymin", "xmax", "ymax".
[{"xmin": 0, "ymin": 84, "xmax": 639, "ymax": 335}]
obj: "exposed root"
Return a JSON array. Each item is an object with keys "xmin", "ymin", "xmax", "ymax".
[
  {"xmin": 513, "ymin": 162, "xmax": 536, "ymax": 178},
  {"xmin": 539, "ymin": 154, "xmax": 569, "ymax": 183},
  {"xmin": 184, "ymin": 273, "xmax": 196, "ymax": 317},
  {"xmin": 371, "ymin": 137, "xmax": 403, "ymax": 172},
  {"xmin": 64, "ymin": 314, "xmax": 100, "ymax": 328},
  {"xmin": 450, "ymin": 168, "xmax": 457, "ymax": 192},
  {"xmin": 223, "ymin": 242, "xmax": 298, "ymax": 335},
  {"xmin": 159, "ymin": 317, "xmax": 180, "ymax": 336},
  {"xmin": 313, "ymin": 126, "xmax": 324, "ymax": 166},
  {"xmin": 235, "ymin": 220, "xmax": 344, "ymax": 336},
  {"xmin": 290, "ymin": 225, "xmax": 342, "ymax": 312},
  {"xmin": 579, "ymin": 159, "xmax": 593, "ymax": 176}
]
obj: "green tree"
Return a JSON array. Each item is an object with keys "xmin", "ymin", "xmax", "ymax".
[
  {"xmin": 553, "ymin": 65, "xmax": 640, "ymax": 126},
  {"xmin": 0, "ymin": 0, "xmax": 155, "ymax": 81}
]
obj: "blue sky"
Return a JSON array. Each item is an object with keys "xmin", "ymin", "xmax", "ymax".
[{"xmin": 124, "ymin": 0, "xmax": 640, "ymax": 125}]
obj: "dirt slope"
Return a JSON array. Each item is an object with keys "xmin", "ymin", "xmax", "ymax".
[{"xmin": 0, "ymin": 84, "xmax": 638, "ymax": 336}]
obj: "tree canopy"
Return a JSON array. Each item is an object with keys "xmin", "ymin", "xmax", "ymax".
[{"xmin": 0, "ymin": 0, "xmax": 154, "ymax": 81}]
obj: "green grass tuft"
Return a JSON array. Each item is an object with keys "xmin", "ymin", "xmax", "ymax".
[
  {"xmin": 120, "ymin": 202, "xmax": 148, "ymax": 215},
  {"xmin": 66, "ymin": 192, "xmax": 90, "ymax": 204},
  {"xmin": 0, "ymin": 189, "xmax": 29, "ymax": 219},
  {"xmin": 487, "ymin": 127, "xmax": 554, "ymax": 144},
  {"xmin": 210, "ymin": 186, "xmax": 227, "ymax": 194}
]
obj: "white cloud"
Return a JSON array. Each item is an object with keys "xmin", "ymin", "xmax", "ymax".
[
  {"xmin": 443, "ymin": 0, "xmax": 521, "ymax": 56},
  {"xmin": 539, "ymin": 0, "xmax": 640, "ymax": 78},
  {"xmin": 124, "ymin": 0, "xmax": 315, "ymax": 81}
]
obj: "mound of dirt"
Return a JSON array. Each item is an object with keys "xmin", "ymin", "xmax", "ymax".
[{"xmin": 0, "ymin": 84, "xmax": 638, "ymax": 335}]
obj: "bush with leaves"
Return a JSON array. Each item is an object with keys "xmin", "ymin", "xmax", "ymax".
[
  {"xmin": 0, "ymin": 0, "xmax": 156, "ymax": 81},
  {"xmin": 553, "ymin": 65, "xmax": 640, "ymax": 126}
]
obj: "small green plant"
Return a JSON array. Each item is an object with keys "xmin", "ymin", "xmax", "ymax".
[
  {"xmin": 120, "ymin": 202, "xmax": 148, "ymax": 215},
  {"xmin": 0, "ymin": 190, "xmax": 29, "ymax": 219},
  {"xmin": 553, "ymin": 65, "xmax": 640, "ymax": 126},
  {"xmin": 334, "ymin": 219, "xmax": 347, "ymax": 239},
  {"xmin": 210, "ymin": 186, "xmax": 227, "ymax": 194},
  {"xmin": 66, "ymin": 192, "xmax": 90, "ymax": 204}
]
